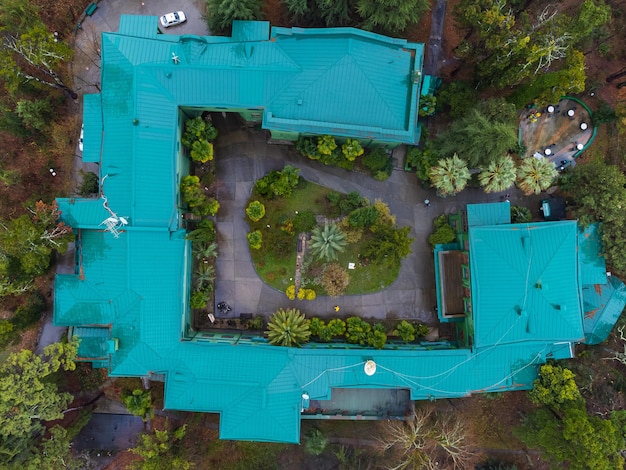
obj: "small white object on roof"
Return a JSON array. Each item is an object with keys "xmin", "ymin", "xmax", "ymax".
[
  {"xmin": 348, "ymin": 262, "xmax": 355, "ymax": 270},
  {"xmin": 364, "ymin": 360, "xmax": 377, "ymax": 376}
]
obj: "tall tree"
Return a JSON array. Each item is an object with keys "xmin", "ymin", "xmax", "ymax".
[
  {"xmin": 515, "ymin": 157, "xmax": 557, "ymax": 195},
  {"xmin": 0, "ymin": 201, "xmax": 74, "ymax": 297},
  {"xmin": 205, "ymin": 0, "xmax": 263, "ymax": 33},
  {"xmin": 130, "ymin": 424, "xmax": 192, "ymax": 470},
  {"xmin": 0, "ymin": 25, "xmax": 76, "ymax": 98},
  {"xmin": 0, "ymin": 341, "xmax": 78, "ymax": 463},
  {"xmin": 428, "ymin": 154, "xmax": 471, "ymax": 197},
  {"xmin": 559, "ymin": 158, "xmax": 626, "ymax": 274},
  {"xmin": 515, "ymin": 407, "xmax": 624, "ymax": 469},
  {"xmin": 433, "ymin": 103, "xmax": 518, "ymax": 168},
  {"xmin": 478, "ymin": 156, "xmax": 517, "ymax": 193},
  {"xmin": 357, "ymin": 0, "xmax": 431, "ymax": 33}
]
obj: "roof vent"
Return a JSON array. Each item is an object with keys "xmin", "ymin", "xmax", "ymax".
[
  {"xmin": 297, "ymin": 99, "xmax": 303, "ymax": 106},
  {"xmin": 171, "ymin": 52, "xmax": 180, "ymax": 64}
]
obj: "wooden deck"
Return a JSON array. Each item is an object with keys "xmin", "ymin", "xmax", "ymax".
[{"xmin": 439, "ymin": 250, "xmax": 465, "ymax": 316}]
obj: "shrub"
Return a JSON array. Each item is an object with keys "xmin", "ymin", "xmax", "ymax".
[
  {"xmin": 346, "ymin": 317, "xmax": 371, "ymax": 345},
  {"xmin": 511, "ymin": 205, "xmax": 532, "ymax": 223},
  {"xmin": 414, "ymin": 323, "xmax": 430, "ymax": 338},
  {"xmin": 428, "ymin": 223, "xmax": 456, "ymax": 247},
  {"xmin": 246, "ymin": 200, "xmax": 266, "ymax": 222},
  {"xmin": 362, "ymin": 147, "xmax": 390, "ymax": 172},
  {"xmin": 318, "ymin": 318, "xmax": 347, "ymax": 342},
  {"xmin": 304, "ymin": 427, "xmax": 328, "ymax": 455},
  {"xmin": 304, "ymin": 288, "xmax": 316, "ymax": 300},
  {"xmin": 182, "ymin": 116, "xmax": 218, "ymax": 148},
  {"xmin": 78, "ymin": 171, "xmax": 99, "ymax": 196},
  {"xmin": 317, "ymin": 135, "xmax": 337, "ymax": 156},
  {"xmin": 0, "ymin": 320, "xmax": 14, "ymax": 347},
  {"xmin": 254, "ymin": 165, "xmax": 300, "ymax": 199},
  {"xmin": 190, "ymin": 139, "xmax": 214, "ymax": 162},
  {"xmin": 374, "ymin": 170, "xmax": 391, "ymax": 181},
  {"xmin": 341, "ymin": 139, "xmax": 364, "ymax": 161},
  {"xmin": 308, "ymin": 317, "xmax": 326, "ymax": 337},
  {"xmin": 11, "ymin": 292, "xmax": 45, "ymax": 330},
  {"xmin": 297, "ymin": 288, "xmax": 306, "ymax": 300},
  {"xmin": 285, "ymin": 285, "xmax": 296, "ymax": 300},
  {"xmin": 348, "ymin": 206, "xmax": 379, "ymax": 228},
  {"xmin": 372, "ymin": 199, "xmax": 396, "ymax": 227},
  {"xmin": 247, "ymin": 230, "xmax": 262, "ymax": 250},
  {"xmin": 326, "ymin": 191, "xmax": 341, "ymax": 207},
  {"xmin": 339, "ymin": 219, "xmax": 363, "ymax": 243},
  {"xmin": 367, "ymin": 324, "xmax": 387, "ymax": 349},
  {"xmin": 296, "ymin": 137, "xmax": 321, "ymax": 160},
  {"xmin": 190, "ymin": 291, "xmax": 209, "ymax": 310},
  {"xmin": 206, "ymin": 198, "xmax": 220, "ymax": 216},
  {"xmin": 528, "ymin": 364, "xmax": 582, "ymax": 410},
  {"xmin": 186, "ymin": 219, "xmax": 216, "ymax": 243},
  {"xmin": 339, "ymin": 191, "xmax": 364, "ymax": 214},
  {"xmin": 394, "ymin": 320, "xmax": 416, "ymax": 343},
  {"xmin": 266, "ymin": 308, "xmax": 311, "ymax": 347},
  {"xmin": 321, "ymin": 263, "xmax": 350, "ymax": 297},
  {"xmin": 246, "ymin": 315, "xmax": 265, "ymax": 330}
]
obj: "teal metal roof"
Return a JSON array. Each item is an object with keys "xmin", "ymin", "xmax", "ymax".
[
  {"xmin": 467, "ymin": 201, "xmax": 511, "ymax": 227},
  {"xmin": 74, "ymin": 327, "xmax": 110, "ymax": 360},
  {"xmin": 231, "ymin": 19, "xmax": 270, "ymax": 42},
  {"xmin": 101, "ymin": 16, "xmax": 422, "ymax": 145},
  {"xmin": 56, "ymin": 19, "xmax": 623, "ymax": 444},
  {"xmin": 579, "ymin": 223, "xmax": 607, "ymax": 285},
  {"xmin": 469, "ymin": 221, "xmax": 584, "ymax": 348},
  {"xmin": 82, "ymin": 94, "xmax": 102, "ymax": 163},
  {"xmin": 583, "ymin": 275, "xmax": 626, "ymax": 345}
]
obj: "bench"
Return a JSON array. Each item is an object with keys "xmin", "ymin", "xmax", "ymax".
[{"xmin": 85, "ymin": 2, "xmax": 98, "ymax": 16}]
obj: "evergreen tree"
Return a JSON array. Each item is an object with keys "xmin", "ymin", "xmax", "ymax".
[
  {"xmin": 357, "ymin": 0, "xmax": 431, "ymax": 33},
  {"xmin": 205, "ymin": 0, "xmax": 263, "ymax": 33}
]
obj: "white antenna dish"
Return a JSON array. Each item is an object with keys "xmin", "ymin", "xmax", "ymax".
[{"xmin": 364, "ymin": 360, "xmax": 377, "ymax": 376}]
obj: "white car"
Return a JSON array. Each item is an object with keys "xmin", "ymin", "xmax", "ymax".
[
  {"xmin": 160, "ymin": 11, "xmax": 186, "ymax": 28},
  {"xmin": 79, "ymin": 124, "xmax": 84, "ymax": 152}
]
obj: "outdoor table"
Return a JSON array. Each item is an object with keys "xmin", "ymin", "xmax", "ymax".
[
  {"xmin": 580, "ymin": 123, "xmax": 588, "ymax": 130},
  {"xmin": 568, "ymin": 109, "xmax": 575, "ymax": 117},
  {"xmin": 547, "ymin": 105, "xmax": 555, "ymax": 113},
  {"xmin": 544, "ymin": 148, "xmax": 552, "ymax": 156}
]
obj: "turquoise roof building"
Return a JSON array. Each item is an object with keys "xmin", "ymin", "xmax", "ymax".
[{"xmin": 53, "ymin": 17, "xmax": 624, "ymax": 444}]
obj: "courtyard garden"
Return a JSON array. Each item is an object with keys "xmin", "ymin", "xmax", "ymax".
[{"xmin": 245, "ymin": 165, "xmax": 413, "ymax": 298}]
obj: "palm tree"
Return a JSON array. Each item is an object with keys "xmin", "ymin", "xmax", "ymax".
[
  {"xmin": 428, "ymin": 154, "xmax": 471, "ymax": 196},
  {"xmin": 516, "ymin": 157, "xmax": 558, "ymax": 195},
  {"xmin": 310, "ymin": 224, "xmax": 347, "ymax": 262},
  {"xmin": 194, "ymin": 264, "xmax": 215, "ymax": 291},
  {"xmin": 478, "ymin": 156, "xmax": 517, "ymax": 193},
  {"xmin": 266, "ymin": 308, "xmax": 311, "ymax": 347},
  {"xmin": 194, "ymin": 242, "xmax": 217, "ymax": 261}
]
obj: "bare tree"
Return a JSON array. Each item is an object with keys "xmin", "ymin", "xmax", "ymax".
[{"xmin": 378, "ymin": 405, "xmax": 477, "ymax": 469}]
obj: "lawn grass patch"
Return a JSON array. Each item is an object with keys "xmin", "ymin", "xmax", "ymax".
[{"xmin": 247, "ymin": 177, "xmax": 404, "ymax": 296}]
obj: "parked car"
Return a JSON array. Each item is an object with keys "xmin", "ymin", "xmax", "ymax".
[
  {"xmin": 160, "ymin": 11, "xmax": 186, "ymax": 28},
  {"xmin": 79, "ymin": 124, "xmax": 84, "ymax": 152}
]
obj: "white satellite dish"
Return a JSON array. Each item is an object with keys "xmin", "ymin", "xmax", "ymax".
[{"xmin": 364, "ymin": 360, "xmax": 377, "ymax": 376}]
